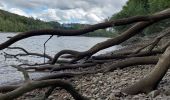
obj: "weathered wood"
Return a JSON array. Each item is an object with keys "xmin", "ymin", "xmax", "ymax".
[{"xmin": 122, "ymin": 46, "xmax": 170, "ymax": 94}]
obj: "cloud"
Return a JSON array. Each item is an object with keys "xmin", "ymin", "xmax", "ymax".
[
  {"xmin": 0, "ymin": 3, "xmax": 3, "ymax": 9},
  {"xmin": 9, "ymin": 8, "xmax": 28, "ymax": 17},
  {"xmin": 35, "ymin": 9, "xmax": 61, "ymax": 21},
  {"xmin": 0, "ymin": 3, "xmax": 6, "ymax": 10},
  {"xmin": 0, "ymin": 0, "xmax": 128, "ymax": 23}
]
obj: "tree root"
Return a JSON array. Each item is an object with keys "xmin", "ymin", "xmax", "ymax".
[
  {"xmin": 122, "ymin": 46, "xmax": 170, "ymax": 95},
  {"xmin": 0, "ymin": 9, "xmax": 170, "ymax": 99},
  {"xmin": 0, "ymin": 65, "xmax": 88, "ymax": 100},
  {"xmin": 50, "ymin": 9, "xmax": 170, "ymax": 64},
  {"xmin": 104, "ymin": 56, "xmax": 159, "ymax": 72}
]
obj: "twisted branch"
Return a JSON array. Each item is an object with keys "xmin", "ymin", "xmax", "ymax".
[{"xmin": 0, "ymin": 14, "xmax": 169, "ymax": 50}]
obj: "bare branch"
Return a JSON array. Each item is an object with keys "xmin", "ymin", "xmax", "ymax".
[
  {"xmin": 0, "ymin": 79, "xmax": 88, "ymax": 100},
  {"xmin": 50, "ymin": 9, "xmax": 170, "ymax": 64},
  {"xmin": 10, "ymin": 65, "xmax": 30, "ymax": 81},
  {"xmin": 0, "ymin": 12, "xmax": 169, "ymax": 50},
  {"xmin": 8, "ymin": 47, "xmax": 29, "ymax": 54},
  {"xmin": 7, "ymin": 47, "xmax": 53, "ymax": 61},
  {"xmin": 104, "ymin": 56, "xmax": 158, "ymax": 72},
  {"xmin": 134, "ymin": 27, "xmax": 170, "ymax": 54},
  {"xmin": 122, "ymin": 46, "xmax": 170, "ymax": 94},
  {"xmin": 43, "ymin": 35, "xmax": 53, "ymax": 63}
]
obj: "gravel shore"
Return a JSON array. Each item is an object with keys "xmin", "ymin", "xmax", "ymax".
[
  {"xmin": 16, "ymin": 64, "xmax": 170, "ymax": 100},
  {"xmin": 16, "ymin": 36, "xmax": 170, "ymax": 100}
]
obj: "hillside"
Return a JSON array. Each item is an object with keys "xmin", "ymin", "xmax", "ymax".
[
  {"xmin": 0, "ymin": 9, "xmax": 60, "ymax": 32},
  {"xmin": 110, "ymin": 0, "xmax": 170, "ymax": 36},
  {"xmin": 0, "ymin": 9, "xmax": 116, "ymax": 37}
]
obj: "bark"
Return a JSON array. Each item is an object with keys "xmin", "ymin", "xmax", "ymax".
[
  {"xmin": 0, "ymin": 79, "xmax": 88, "ymax": 100},
  {"xmin": 92, "ymin": 36, "xmax": 170, "ymax": 61},
  {"xmin": 105, "ymin": 56, "xmax": 159, "ymax": 72},
  {"xmin": 0, "ymin": 9, "xmax": 170, "ymax": 100},
  {"xmin": 0, "ymin": 85, "xmax": 19, "ymax": 93},
  {"xmin": 122, "ymin": 46, "xmax": 170, "ymax": 94},
  {"xmin": 36, "ymin": 70, "xmax": 100, "ymax": 81},
  {"xmin": 0, "ymin": 66, "xmax": 88, "ymax": 100},
  {"xmin": 92, "ymin": 48, "xmax": 162, "ymax": 60},
  {"xmin": 134, "ymin": 27, "xmax": 170, "ymax": 54},
  {"xmin": 24, "ymin": 63, "xmax": 96, "ymax": 71},
  {"xmin": 51, "ymin": 50, "xmax": 81, "ymax": 64},
  {"xmin": 0, "ymin": 70, "xmax": 101, "ymax": 93},
  {"xmin": 51, "ymin": 63, "xmax": 96, "ymax": 71}
]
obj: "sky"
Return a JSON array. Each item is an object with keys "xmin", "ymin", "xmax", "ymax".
[{"xmin": 0, "ymin": 0, "xmax": 128, "ymax": 24}]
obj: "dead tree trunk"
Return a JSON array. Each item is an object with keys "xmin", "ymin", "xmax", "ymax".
[
  {"xmin": 51, "ymin": 8, "xmax": 170, "ymax": 64},
  {"xmin": 0, "ymin": 8, "xmax": 170, "ymax": 99},
  {"xmin": 0, "ymin": 66, "xmax": 88, "ymax": 100},
  {"xmin": 122, "ymin": 46, "xmax": 170, "ymax": 94}
]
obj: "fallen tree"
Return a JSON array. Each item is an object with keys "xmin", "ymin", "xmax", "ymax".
[
  {"xmin": 50, "ymin": 8, "xmax": 170, "ymax": 64},
  {"xmin": 0, "ymin": 8, "xmax": 170, "ymax": 99},
  {"xmin": 0, "ymin": 65, "xmax": 87, "ymax": 100},
  {"xmin": 122, "ymin": 46, "xmax": 170, "ymax": 94}
]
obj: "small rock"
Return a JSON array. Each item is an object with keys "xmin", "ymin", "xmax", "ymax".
[
  {"xmin": 107, "ymin": 93, "xmax": 117, "ymax": 100},
  {"xmin": 99, "ymin": 81, "xmax": 103, "ymax": 84},
  {"xmin": 148, "ymin": 90, "xmax": 161, "ymax": 98},
  {"xmin": 114, "ymin": 91, "xmax": 125, "ymax": 97},
  {"xmin": 132, "ymin": 95, "xmax": 140, "ymax": 99},
  {"xmin": 164, "ymin": 89, "xmax": 170, "ymax": 96},
  {"xmin": 97, "ymin": 73, "xmax": 103, "ymax": 76}
]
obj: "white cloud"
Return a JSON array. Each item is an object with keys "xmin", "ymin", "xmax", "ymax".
[
  {"xmin": 33, "ymin": 8, "xmax": 104, "ymax": 23},
  {"xmin": 9, "ymin": 8, "xmax": 28, "ymax": 17},
  {"xmin": 85, "ymin": 13, "xmax": 102, "ymax": 22},
  {"xmin": 0, "ymin": 3, "xmax": 3, "ymax": 9},
  {"xmin": 0, "ymin": 0, "xmax": 128, "ymax": 24},
  {"xmin": 35, "ymin": 9, "xmax": 61, "ymax": 21},
  {"xmin": 0, "ymin": 3, "xmax": 7, "ymax": 10}
]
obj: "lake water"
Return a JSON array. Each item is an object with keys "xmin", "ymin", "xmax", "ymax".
[{"xmin": 0, "ymin": 32, "xmax": 121, "ymax": 85}]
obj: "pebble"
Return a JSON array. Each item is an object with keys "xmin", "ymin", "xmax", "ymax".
[
  {"xmin": 17, "ymin": 59, "xmax": 170, "ymax": 100},
  {"xmin": 148, "ymin": 90, "xmax": 161, "ymax": 98},
  {"xmin": 164, "ymin": 88, "xmax": 170, "ymax": 96}
]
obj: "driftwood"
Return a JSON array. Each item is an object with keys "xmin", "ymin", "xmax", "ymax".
[
  {"xmin": 50, "ymin": 9, "xmax": 170, "ymax": 64},
  {"xmin": 6, "ymin": 47, "xmax": 53, "ymax": 61},
  {"xmin": 122, "ymin": 46, "xmax": 170, "ymax": 94},
  {"xmin": 0, "ymin": 9, "xmax": 170, "ymax": 99},
  {"xmin": 0, "ymin": 65, "xmax": 88, "ymax": 100}
]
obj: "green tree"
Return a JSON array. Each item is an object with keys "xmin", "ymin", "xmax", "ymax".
[
  {"xmin": 111, "ymin": 0, "xmax": 170, "ymax": 36},
  {"xmin": 0, "ymin": 9, "xmax": 60, "ymax": 32}
]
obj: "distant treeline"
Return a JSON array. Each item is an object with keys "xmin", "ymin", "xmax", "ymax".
[
  {"xmin": 0, "ymin": 9, "xmax": 115, "ymax": 37},
  {"xmin": 61, "ymin": 23, "xmax": 117, "ymax": 37},
  {"xmin": 0, "ymin": 9, "xmax": 61, "ymax": 32},
  {"xmin": 2, "ymin": 0, "xmax": 169, "ymax": 37},
  {"xmin": 110, "ymin": 0, "xmax": 170, "ymax": 36}
]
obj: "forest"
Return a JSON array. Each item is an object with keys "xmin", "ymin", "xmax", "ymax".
[
  {"xmin": 111, "ymin": 0, "xmax": 170, "ymax": 36},
  {"xmin": 0, "ymin": 9, "xmax": 61, "ymax": 32},
  {"xmin": 1, "ymin": 0, "xmax": 169, "ymax": 37},
  {"xmin": 0, "ymin": 0, "xmax": 170, "ymax": 99}
]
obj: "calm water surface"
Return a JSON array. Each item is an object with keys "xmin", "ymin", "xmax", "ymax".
[{"xmin": 0, "ymin": 32, "xmax": 121, "ymax": 85}]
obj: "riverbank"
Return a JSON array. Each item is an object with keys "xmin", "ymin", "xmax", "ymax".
[{"xmin": 16, "ymin": 35, "xmax": 170, "ymax": 100}]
